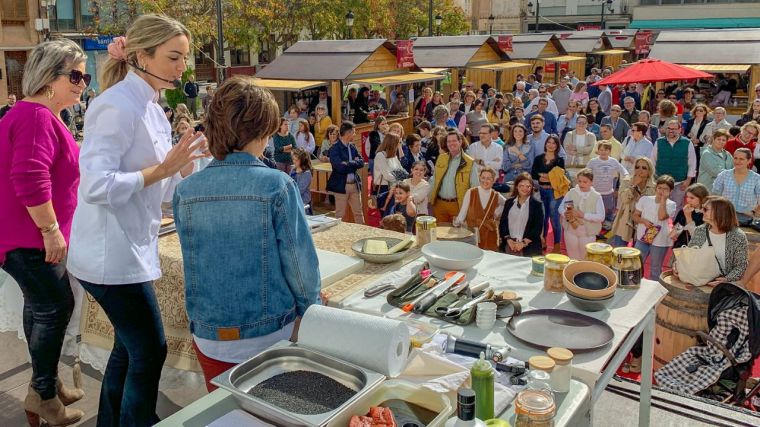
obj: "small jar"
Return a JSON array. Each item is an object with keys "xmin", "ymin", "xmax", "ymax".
[
  {"xmin": 531, "ymin": 256, "xmax": 545, "ymax": 276},
  {"xmin": 528, "ymin": 355, "xmax": 556, "ymax": 376},
  {"xmin": 612, "ymin": 247, "xmax": 643, "ymax": 289},
  {"xmin": 515, "ymin": 371, "xmax": 556, "ymax": 427},
  {"xmin": 415, "ymin": 216, "xmax": 437, "ymax": 247},
  {"xmin": 585, "ymin": 242, "xmax": 613, "ymax": 267},
  {"xmin": 543, "ymin": 254, "xmax": 570, "ymax": 293},
  {"xmin": 547, "ymin": 347, "xmax": 574, "ymax": 393}
]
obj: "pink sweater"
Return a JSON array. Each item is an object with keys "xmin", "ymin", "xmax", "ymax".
[{"xmin": 0, "ymin": 101, "xmax": 80, "ymax": 262}]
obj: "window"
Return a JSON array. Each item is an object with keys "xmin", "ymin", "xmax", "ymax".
[
  {"xmin": 55, "ymin": 0, "xmax": 76, "ymax": 31},
  {"xmin": 230, "ymin": 47, "xmax": 250, "ymax": 66},
  {"xmin": 2, "ymin": 0, "xmax": 28, "ymax": 20}
]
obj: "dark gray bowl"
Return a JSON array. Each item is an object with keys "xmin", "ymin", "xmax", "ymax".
[
  {"xmin": 566, "ymin": 290, "xmax": 614, "ymax": 312},
  {"xmin": 573, "ymin": 271, "xmax": 610, "ymax": 291}
]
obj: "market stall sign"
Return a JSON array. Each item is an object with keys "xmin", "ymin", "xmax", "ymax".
[
  {"xmin": 578, "ymin": 25, "xmax": 601, "ymax": 31},
  {"xmin": 83, "ymin": 35, "xmax": 115, "ymax": 51},
  {"xmin": 498, "ymin": 35, "xmax": 513, "ymax": 53},
  {"xmin": 396, "ymin": 40, "xmax": 415, "ymax": 69},
  {"xmin": 635, "ymin": 31, "xmax": 654, "ymax": 55}
]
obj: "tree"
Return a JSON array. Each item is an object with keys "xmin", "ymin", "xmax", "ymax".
[{"xmin": 88, "ymin": 0, "xmax": 469, "ymax": 62}]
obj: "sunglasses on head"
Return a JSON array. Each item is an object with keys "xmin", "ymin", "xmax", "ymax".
[{"xmin": 58, "ymin": 69, "xmax": 91, "ymax": 86}]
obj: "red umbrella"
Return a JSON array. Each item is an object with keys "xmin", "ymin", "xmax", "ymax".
[{"xmin": 592, "ymin": 58, "xmax": 714, "ymax": 86}]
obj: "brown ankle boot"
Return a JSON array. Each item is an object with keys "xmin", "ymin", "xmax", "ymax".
[
  {"xmin": 24, "ymin": 387, "xmax": 84, "ymax": 427},
  {"xmin": 56, "ymin": 379, "xmax": 84, "ymax": 406}
]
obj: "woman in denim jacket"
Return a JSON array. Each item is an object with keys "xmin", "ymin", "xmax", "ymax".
[{"xmin": 173, "ymin": 77, "xmax": 321, "ymax": 391}]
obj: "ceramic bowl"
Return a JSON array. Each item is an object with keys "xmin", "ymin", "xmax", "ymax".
[
  {"xmin": 421, "ymin": 241, "xmax": 484, "ymax": 271},
  {"xmin": 566, "ymin": 290, "xmax": 615, "ymax": 312},
  {"xmin": 351, "ymin": 237, "xmax": 411, "ymax": 264},
  {"xmin": 563, "ymin": 261, "xmax": 617, "ymax": 299}
]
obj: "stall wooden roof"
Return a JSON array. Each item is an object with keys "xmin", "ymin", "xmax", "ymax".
[
  {"xmin": 604, "ymin": 29, "xmax": 637, "ymax": 50},
  {"xmin": 555, "ymin": 31, "xmax": 613, "ymax": 54},
  {"xmin": 256, "ymin": 39, "xmax": 421, "ymax": 81},
  {"xmin": 251, "ymin": 78, "xmax": 327, "ymax": 91},
  {"xmin": 508, "ymin": 34, "xmax": 567, "ymax": 59},
  {"xmin": 648, "ymin": 30, "xmax": 760, "ymax": 65},
  {"xmin": 410, "ymin": 35, "xmax": 510, "ymax": 68}
]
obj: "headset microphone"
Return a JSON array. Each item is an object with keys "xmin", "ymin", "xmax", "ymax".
[{"xmin": 129, "ymin": 62, "xmax": 182, "ymax": 89}]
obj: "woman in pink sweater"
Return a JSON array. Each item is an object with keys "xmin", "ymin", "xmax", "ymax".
[{"xmin": 0, "ymin": 40, "xmax": 87, "ymax": 426}]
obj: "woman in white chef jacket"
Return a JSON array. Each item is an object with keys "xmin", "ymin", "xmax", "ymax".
[{"xmin": 66, "ymin": 14, "xmax": 205, "ymax": 427}]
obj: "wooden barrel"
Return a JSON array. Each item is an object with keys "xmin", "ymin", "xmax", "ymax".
[{"xmin": 654, "ymin": 272, "xmax": 712, "ymax": 370}]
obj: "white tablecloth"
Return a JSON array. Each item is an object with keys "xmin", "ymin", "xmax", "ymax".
[{"xmin": 338, "ymin": 251, "xmax": 668, "ymax": 388}]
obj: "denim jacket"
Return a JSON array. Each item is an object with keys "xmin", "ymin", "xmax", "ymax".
[{"xmin": 173, "ymin": 152, "xmax": 320, "ymax": 341}]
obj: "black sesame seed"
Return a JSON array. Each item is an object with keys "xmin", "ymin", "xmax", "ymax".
[{"xmin": 248, "ymin": 370, "xmax": 357, "ymax": 415}]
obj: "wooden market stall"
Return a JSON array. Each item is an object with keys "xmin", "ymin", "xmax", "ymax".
[
  {"xmin": 604, "ymin": 29, "xmax": 638, "ymax": 69},
  {"xmin": 555, "ymin": 30, "xmax": 625, "ymax": 76},
  {"xmin": 411, "ymin": 35, "xmax": 511, "ymax": 95},
  {"xmin": 507, "ymin": 33, "xmax": 582, "ymax": 87},
  {"xmin": 254, "ymin": 39, "xmax": 444, "ymax": 222},
  {"xmin": 647, "ymin": 29, "xmax": 760, "ymax": 114}
]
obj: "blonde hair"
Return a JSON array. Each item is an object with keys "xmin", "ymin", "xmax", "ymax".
[
  {"xmin": 100, "ymin": 14, "xmax": 190, "ymax": 91},
  {"xmin": 22, "ymin": 39, "xmax": 86, "ymax": 97}
]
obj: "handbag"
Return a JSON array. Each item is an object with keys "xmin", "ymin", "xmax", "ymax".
[
  {"xmin": 368, "ymin": 175, "xmax": 383, "ymax": 210},
  {"xmin": 673, "ymin": 232, "xmax": 724, "ymax": 287}
]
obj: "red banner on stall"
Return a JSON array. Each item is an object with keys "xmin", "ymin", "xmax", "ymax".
[
  {"xmin": 396, "ymin": 40, "xmax": 415, "ymax": 68},
  {"xmin": 360, "ymin": 131, "xmax": 370, "ymax": 161},
  {"xmin": 498, "ymin": 35, "xmax": 513, "ymax": 53},
  {"xmin": 578, "ymin": 25, "xmax": 601, "ymax": 31},
  {"xmin": 635, "ymin": 31, "xmax": 654, "ymax": 55}
]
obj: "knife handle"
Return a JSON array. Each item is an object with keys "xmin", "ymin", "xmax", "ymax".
[{"xmin": 413, "ymin": 293, "xmax": 439, "ymax": 314}]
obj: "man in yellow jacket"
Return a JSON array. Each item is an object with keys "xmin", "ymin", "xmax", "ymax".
[{"xmin": 429, "ymin": 130, "xmax": 480, "ymax": 223}]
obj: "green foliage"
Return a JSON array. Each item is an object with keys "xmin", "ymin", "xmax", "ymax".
[{"xmin": 164, "ymin": 68, "xmax": 195, "ymax": 109}]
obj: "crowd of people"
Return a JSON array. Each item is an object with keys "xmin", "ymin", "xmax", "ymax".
[{"xmin": 2, "ymin": 12, "xmax": 760, "ymax": 427}]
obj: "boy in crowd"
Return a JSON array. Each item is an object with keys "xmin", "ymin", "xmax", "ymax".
[{"xmin": 587, "ymin": 142, "xmax": 629, "ymax": 233}]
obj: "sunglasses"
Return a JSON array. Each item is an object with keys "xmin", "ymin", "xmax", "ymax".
[{"xmin": 58, "ymin": 69, "xmax": 91, "ymax": 86}]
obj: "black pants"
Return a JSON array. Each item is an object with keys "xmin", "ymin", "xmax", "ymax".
[
  {"xmin": 2, "ymin": 248, "xmax": 74, "ymax": 400},
  {"xmin": 79, "ymin": 279, "xmax": 167, "ymax": 427}
]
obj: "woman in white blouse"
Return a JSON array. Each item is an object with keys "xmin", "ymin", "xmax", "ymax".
[
  {"xmin": 295, "ymin": 118, "xmax": 316, "ymax": 154},
  {"xmin": 373, "ymin": 133, "xmax": 407, "ymax": 209},
  {"xmin": 66, "ymin": 15, "xmax": 204, "ymax": 426},
  {"xmin": 563, "ymin": 115, "xmax": 597, "ymax": 168}
]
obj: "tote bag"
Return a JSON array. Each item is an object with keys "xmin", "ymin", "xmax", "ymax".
[{"xmin": 673, "ymin": 240, "xmax": 721, "ymax": 287}]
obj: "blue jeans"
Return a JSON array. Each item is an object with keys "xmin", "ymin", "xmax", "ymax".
[
  {"xmin": 79, "ymin": 280, "xmax": 167, "ymax": 427},
  {"xmin": 540, "ymin": 187, "xmax": 563, "ymax": 244},
  {"xmin": 601, "ymin": 193, "xmax": 616, "ymax": 224},
  {"xmin": 633, "ymin": 241, "xmax": 669, "ymax": 281},
  {"xmin": 2, "ymin": 249, "xmax": 74, "ymax": 400},
  {"xmin": 610, "ymin": 235, "xmax": 630, "ymax": 248}
]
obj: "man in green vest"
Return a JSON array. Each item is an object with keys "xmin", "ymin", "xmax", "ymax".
[
  {"xmin": 429, "ymin": 130, "xmax": 479, "ymax": 223},
  {"xmin": 652, "ymin": 119, "xmax": 696, "ymax": 212}
]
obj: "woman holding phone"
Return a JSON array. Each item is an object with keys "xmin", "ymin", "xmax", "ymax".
[{"xmin": 67, "ymin": 15, "xmax": 205, "ymax": 426}]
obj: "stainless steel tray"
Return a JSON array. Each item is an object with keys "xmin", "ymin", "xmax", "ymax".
[{"xmin": 211, "ymin": 341, "xmax": 385, "ymax": 426}]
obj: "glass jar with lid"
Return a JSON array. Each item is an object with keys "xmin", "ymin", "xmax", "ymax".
[
  {"xmin": 612, "ymin": 247, "xmax": 643, "ymax": 289},
  {"xmin": 515, "ymin": 370, "xmax": 556, "ymax": 427},
  {"xmin": 547, "ymin": 347, "xmax": 573, "ymax": 393},
  {"xmin": 585, "ymin": 242, "xmax": 613, "ymax": 267},
  {"xmin": 543, "ymin": 254, "xmax": 570, "ymax": 293}
]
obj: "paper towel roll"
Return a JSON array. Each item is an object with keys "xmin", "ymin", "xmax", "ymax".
[{"xmin": 298, "ymin": 305, "xmax": 410, "ymax": 377}]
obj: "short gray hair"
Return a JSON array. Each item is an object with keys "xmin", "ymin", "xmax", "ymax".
[
  {"xmin": 433, "ymin": 105, "xmax": 450, "ymax": 122},
  {"xmin": 624, "ymin": 96, "xmax": 635, "ymax": 103},
  {"xmin": 22, "ymin": 39, "xmax": 86, "ymax": 98}
]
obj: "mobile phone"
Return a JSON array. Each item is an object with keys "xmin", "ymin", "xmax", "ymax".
[{"xmin": 566, "ymin": 201, "xmax": 574, "ymax": 210}]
